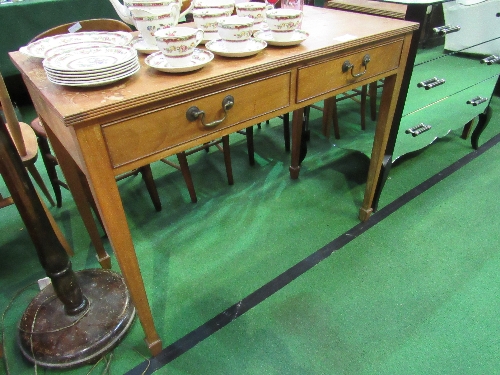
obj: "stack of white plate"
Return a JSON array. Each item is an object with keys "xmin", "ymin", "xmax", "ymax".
[
  {"xmin": 20, "ymin": 31, "xmax": 134, "ymax": 59},
  {"xmin": 42, "ymin": 45, "xmax": 140, "ymax": 87}
]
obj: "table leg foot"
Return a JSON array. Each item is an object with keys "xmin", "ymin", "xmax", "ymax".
[
  {"xmin": 145, "ymin": 338, "xmax": 163, "ymax": 356},
  {"xmin": 96, "ymin": 253, "xmax": 112, "ymax": 270},
  {"xmin": 359, "ymin": 207, "xmax": 373, "ymax": 222},
  {"xmin": 289, "ymin": 165, "xmax": 300, "ymax": 179}
]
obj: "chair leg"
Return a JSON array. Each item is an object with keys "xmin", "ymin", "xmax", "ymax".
[
  {"xmin": 360, "ymin": 85, "xmax": 367, "ymax": 131},
  {"xmin": 283, "ymin": 112, "xmax": 290, "ymax": 152},
  {"xmin": 26, "ymin": 163, "xmax": 56, "ymax": 207},
  {"xmin": 369, "ymin": 81, "xmax": 378, "ymax": 121},
  {"xmin": 37, "ymin": 136, "xmax": 63, "ymax": 207},
  {"xmin": 245, "ymin": 126, "xmax": 255, "ymax": 166},
  {"xmin": 176, "ymin": 152, "xmax": 198, "ymax": 203},
  {"xmin": 221, "ymin": 135, "xmax": 234, "ymax": 185},
  {"xmin": 332, "ymin": 97, "xmax": 340, "ymax": 139},
  {"xmin": 138, "ymin": 165, "xmax": 162, "ymax": 212}
]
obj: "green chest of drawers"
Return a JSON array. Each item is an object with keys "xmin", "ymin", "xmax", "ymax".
[{"xmin": 392, "ymin": 0, "xmax": 500, "ymax": 160}]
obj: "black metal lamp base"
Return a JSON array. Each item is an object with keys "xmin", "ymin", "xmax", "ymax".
[{"xmin": 18, "ymin": 269, "xmax": 135, "ymax": 369}]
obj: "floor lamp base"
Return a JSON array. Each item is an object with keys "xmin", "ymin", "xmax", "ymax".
[{"xmin": 18, "ymin": 269, "xmax": 135, "ymax": 369}]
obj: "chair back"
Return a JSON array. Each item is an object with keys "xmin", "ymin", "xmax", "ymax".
[
  {"xmin": 30, "ymin": 18, "xmax": 133, "ymax": 43},
  {"xmin": 0, "ymin": 73, "xmax": 26, "ymax": 157}
]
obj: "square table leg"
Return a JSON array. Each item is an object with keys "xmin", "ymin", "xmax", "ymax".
[{"xmin": 46, "ymin": 122, "xmax": 163, "ymax": 356}]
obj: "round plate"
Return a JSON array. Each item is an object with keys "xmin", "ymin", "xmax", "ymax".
[
  {"xmin": 43, "ymin": 46, "xmax": 137, "ymax": 72},
  {"xmin": 145, "ymin": 49, "xmax": 214, "ymax": 73},
  {"xmin": 200, "ymin": 31, "xmax": 219, "ymax": 45},
  {"xmin": 253, "ymin": 29, "xmax": 309, "ymax": 46},
  {"xmin": 205, "ymin": 38, "xmax": 267, "ymax": 58},
  {"xmin": 46, "ymin": 63, "xmax": 140, "ymax": 87},
  {"xmin": 130, "ymin": 38, "xmax": 159, "ymax": 54},
  {"xmin": 44, "ymin": 42, "xmax": 115, "ymax": 58},
  {"xmin": 20, "ymin": 31, "xmax": 134, "ymax": 59},
  {"xmin": 45, "ymin": 60, "xmax": 139, "ymax": 81}
]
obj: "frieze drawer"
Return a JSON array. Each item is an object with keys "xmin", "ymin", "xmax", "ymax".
[
  {"xmin": 102, "ymin": 72, "xmax": 291, "ymax": 168},
  {"xmin": 296, "ymin": 39, "xmax": 403, "ymax": 103}
]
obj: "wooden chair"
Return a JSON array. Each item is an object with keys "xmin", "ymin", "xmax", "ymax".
[{"xmin": 0, "ymin": 73, "xmax": 55, "ymax": 208}]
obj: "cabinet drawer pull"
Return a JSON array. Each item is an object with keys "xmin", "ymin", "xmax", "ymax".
[
  {"xmin": 417, "ymin": 77, "xmax": 446, "ymax": 90},
  {"xmin": 186, "ymin": 95, "xmax": 234, "ymax": 128},
  {"xmin": 405, "ymin": 123, "xmax": 432, "ymax": 137},
  {"xmin": 480, "ymin": 55, "xmax": 500, "ymax": 65},
  {"xmin": 467, "ymin": 96, "xmax": 488, "ymax": 106},
  {"xmin": 433, "ymin": 25, "xmax": 461, "ymax": 35},
  {"xmin": 342, "ymin": 54, "xmax": 371, "ymax": 78}
]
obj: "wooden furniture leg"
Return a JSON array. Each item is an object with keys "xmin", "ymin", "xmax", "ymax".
[
  {"xmin": 289, "ymin": 107, "xmax": 305, "ymax": 179},
  {"xmin": 68, "ymin": 124, "xmax": 162, "ymax": 356},
  {"xmin": 43, "ymin": 122, "xmax": 111, "ymax": 269},
  {"xmin": 359, "ymin": 74, "xmax": 400, "ymax": 221}
]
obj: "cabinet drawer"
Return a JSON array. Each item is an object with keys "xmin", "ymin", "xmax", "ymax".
[
  {"xmin": 394, "ymin": 76, "xmax": 497, "ymax": 159},
  {"xmin": 102, "ymin": 72, "xmax": 291, "ymax": 168},
  {"xmin": 404, "ymin": 44, "xmax": 500, "ymax": 115},
  {"xmin": 443, "ymin": 0, "xmax": 500, "ymax": 54},
  {"xmin": 296, "ymin": 40, "xmax": 403, "ymax": 103}
]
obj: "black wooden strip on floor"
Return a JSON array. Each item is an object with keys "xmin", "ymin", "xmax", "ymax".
[{"xmin": 127, "ymin": 133, "xmax": 500, "ymax": 375}]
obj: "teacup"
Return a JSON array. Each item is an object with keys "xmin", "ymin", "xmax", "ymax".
[
  {"xmin": 193, "ymin": 0, "xmax": 235, "ymax": 13},
  {"xmin": 154, "ymin": 27, "xmax": 204, "ymax": 67},
  {"xmin": 193, "ymin": 8, "xmax": 233, "ymax": 36},
  {"xmin": 235, "ymin": 2, "xmax": 272, "ymax": 26},
  {"xmin": 265, "ymin": 8, "xmax": 303, "ymax": 42},
  {"xmin": 129, "ymin": 5, "xmax": 181, "ymax": 47},
  {"xmin": 217, "ymin": 15, "xmax": 254, "ymax": 52}
]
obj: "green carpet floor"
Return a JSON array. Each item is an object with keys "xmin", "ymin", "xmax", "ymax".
[{"xmin": 1, "ymin": 87, "xmax": 499, "ymax": 374}]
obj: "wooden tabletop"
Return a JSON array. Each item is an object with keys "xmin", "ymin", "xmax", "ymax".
[{"xmin": 10, "ymin": 6, "xmax": 418, "ymax": 127}]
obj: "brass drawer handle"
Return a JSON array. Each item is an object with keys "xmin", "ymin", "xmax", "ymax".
[
  {"xmin": 433, "ymin": 25, "xmax": 461, "ymax": 35},
  {"xmin": 405, "ymin": 123, "xmax": 432, "ymax": 137},
  {"xmin": 467, "ymin": 96, "xmax": 488, "ymax": 106},
  {"xmin": 186, "ymin": 95, "xmax": 234, "ymax": 128},
  {"xmin": 480, "ymin": 55, "xmax": 500, "ymax": 65},
  {"xmin": 342, "ymin": 54, "xmax": 371, "ymax": 78},
  {"xmin": 417, "ymin": 77, "xmax": 446, "ymax": 90}
]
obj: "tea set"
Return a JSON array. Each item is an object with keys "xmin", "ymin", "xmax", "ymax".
[
  {"xmin": 19, "ymin": 0, "xmax": 309, "ymax": 85},
  {"xmin": 138, "ymin": 0, "xmax": 308, "ymax": 72}
]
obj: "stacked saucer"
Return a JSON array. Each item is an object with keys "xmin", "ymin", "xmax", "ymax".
[{"xmin": 42, "ymin": 45, "xmax": 140, "ymax": 87}]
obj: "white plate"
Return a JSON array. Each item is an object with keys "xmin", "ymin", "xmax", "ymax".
[
  {"xmin": 44, "ymin": 56, "xmax": 138, "ymax": 76},
  {"xmin": 43, "ymin": 46, "xmax": 137, "ymax": 72},
  {"xmin": 20, "ymin": 31, "xmax": 134, "ymax": 59},
  {"xmin": 145, "ymin": 49, "xmax": 214, "ymax": 73},
  {"xmin": 130, "ymin": 38, "xmax": 159, "ymax": 54},
  {"xmin": 200, "ymin": 31, "xmax": 219, "ymax": 45},
  {"xmin": 44, "ymin": 42, "xmax": 115, "ymax": 58},
  {"xmin": 46, "ymin": 64, "xmax": 140, "ymax": 87},
  {"xmin": 253, "ymin": 29, "xmax": 309, "ymax": 46},
  {"xmin": 45, "ymin": 60, "xmax": 140, "ymax": 81},
  {"xmin": 205, "ymin": 38, "xmax": 267, "ymax": 57}
]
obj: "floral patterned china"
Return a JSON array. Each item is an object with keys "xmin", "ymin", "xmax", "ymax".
[
  {"xmin": 42, "ymin": 46, "xmax": 137, "ymax": 71},
  {"xmin": 205, "ymin": 38, "xmax": 266, "ymax": 57},
  {"xmin": 19, "ymin": 31, "xmax": 134, "ymax": 59},
  {"xmin": 130, "ymin": 37, "xmax": 160, "ymax": 54},
  {"xmin": 253, "ymin": 29, "xmax": 308, "ymax": 46},
  {"xmin": 41, "ymin": 45, "xmax": 140, "ymax": 87},
  {"xmin": 45, "ymin": 64, "xmax": 140, "ymax": 87},
  {"xmin": 145, "ymin": 49, "xmax": 214, "ymax": 73}
]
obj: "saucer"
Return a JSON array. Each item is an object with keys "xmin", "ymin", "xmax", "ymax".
[
  {"xmin": 205, "ymin": 38, "xmax": 267, "ymax": 58},
  {"xmin": 145, "ymin": 49, "xmax": 214, "ymax": 73},
  {"xmin": 201, "ymin": 31, "xmax": 219, "ymax": 45},
  {"xmin": 130, "ymin": 38, "xmax": 159, "ymax": 54},
  {"xmin": 253, "ymin": 29, "xmax": 309, "ymax": 46}
]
